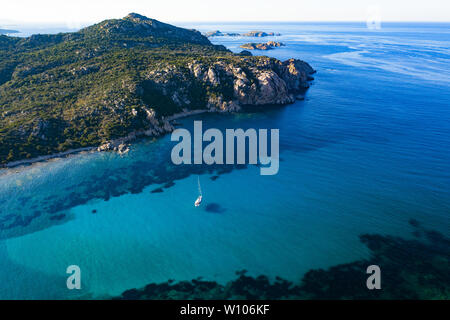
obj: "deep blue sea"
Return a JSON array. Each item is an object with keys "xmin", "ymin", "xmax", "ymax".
[{"xmin": 0, "ymin": 22, "xmax": 449, "ymax": 299}]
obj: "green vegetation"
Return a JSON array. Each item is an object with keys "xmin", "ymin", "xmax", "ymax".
[{"xmin": 0, "ymin": 13, "xmax": 274, "ymax": 164}]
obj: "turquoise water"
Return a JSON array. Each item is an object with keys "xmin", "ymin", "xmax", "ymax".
[{"xmin": 1, "ymin": 22, "xmax": 450, "ymax": 299}]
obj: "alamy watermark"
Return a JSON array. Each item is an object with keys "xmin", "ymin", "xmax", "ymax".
[
  {"xmin": 66, "ymin": 265, "xmax": 81, "ymax": 290},
  {"xmin": 171, "ymin": 121, "xmax": 279, "ymax": 175},
  {"xmin": 366, "ymin": 265, "xmax": 381, "ymax": 290}
]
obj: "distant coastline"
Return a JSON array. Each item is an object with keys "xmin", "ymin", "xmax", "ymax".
[
  {"xmin": 205, "ymin": 30, "xmax": 281, "ymax": 37},
  {"xmin": 0, "ymin": 28, "xmax": 19, "ymax": 35}
]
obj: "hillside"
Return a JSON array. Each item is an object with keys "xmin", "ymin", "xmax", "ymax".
[{"xmin": 0, "ymin": 13, "xmax": 315, "ymax": 165}]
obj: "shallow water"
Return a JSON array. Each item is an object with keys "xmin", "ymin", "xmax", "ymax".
[{"xmin": 0, "ymin": 22, "xmax": 449, "ymax": 299}]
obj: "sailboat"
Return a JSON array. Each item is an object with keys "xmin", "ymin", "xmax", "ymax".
[
  {"xmin": 194, "ymin": 176, "xmax": 202, "ymax": 207},
  {"xmin": 194, "ymin": 195, "xmax": 202, "ymax": 207}
]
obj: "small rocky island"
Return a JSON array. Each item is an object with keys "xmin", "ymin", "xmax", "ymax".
[
  {"xmin": 240, "ymin": 41, "xmax": 285, "ymax": 50},
  {"xmin": 205, "ymin": 30, "xmax": 240, "ymax": 37},
  {"xmin": 242, "ymin": 31, "xmax": 281, "ymax": 37},
  {"xmin": 205, "ymin": 30, "xmax": 281, "ymax": 37},
  {"xmin": 0, "ymin": 13, "xmax": 314, "ymax": 165}
]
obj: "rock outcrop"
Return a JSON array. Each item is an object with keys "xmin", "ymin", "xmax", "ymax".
[
  {"xmin": 205, "ymin": 30, "xmax": 241, "ymax": 37},
  {"xmin": 242, "ymin": 31, "xmax": 281, "ymax": 37},
  {"xmin": 165, "ymin": 57, "xmax": 315, "ymax": 109},
  {"xmin": 240, "ymin": 41, "xmax": 285, "ymax": 50}
]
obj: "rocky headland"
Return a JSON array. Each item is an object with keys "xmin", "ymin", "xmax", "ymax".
[{"xmin": 0, "ymin": 13, "xmax": 314, "ymax": 165}]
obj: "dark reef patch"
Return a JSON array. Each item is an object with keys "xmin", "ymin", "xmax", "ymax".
[
  {"xmin": 210, "ymin": 175, "xmax": 219, "ymax": 181},
  {"xmin": 114, "ymin": 222, "xmax": 450, "ymax": 300}
]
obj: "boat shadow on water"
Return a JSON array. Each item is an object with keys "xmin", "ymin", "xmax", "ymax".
[{"xmin": 204, "ymin": 203, "xmax": 227, "ymax": 214}]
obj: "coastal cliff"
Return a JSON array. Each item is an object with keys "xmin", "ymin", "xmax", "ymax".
[{"xmin": 0, "ymin": 13, "xmax": 314, "ymax": 165}]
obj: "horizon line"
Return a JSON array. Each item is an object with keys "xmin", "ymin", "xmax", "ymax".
[{"xmin": 2, "ymin": 20, "xmax": 450, "ymax": 27}]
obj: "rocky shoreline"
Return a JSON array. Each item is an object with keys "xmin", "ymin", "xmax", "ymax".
[
  {"xmin": 1, "ymin": 110, "xmax": 207, "ymax": 169},
  {"xmin": 2, "ymin": 147, "xmax": 97, "ymax": 169}
]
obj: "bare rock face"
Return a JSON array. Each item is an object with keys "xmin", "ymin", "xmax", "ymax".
[
  {"xmin": 255, "ymin": 71, "xmax": 293, "ymax": 104},
  {"xmin": 187, "ymin": 62, "xmax": 222, "ymax": 86},
  {"xmin": 207, "ymin": 95, "xmax": 241, "ymax": 112},
  {"xmin": 226, "ymin": 59, "xmax": 314, "ymax": 106},
  {"xmin": 149, "ymin": 57, "xmax": 315, "ymax": 112},
  {"xmin": 276, "ymin": 58, "xmax": 316, "ymax": 90},
  {"xmin": 230, "ymin": 68, "xmax": 292, "ymax": 105},
  {"xmin": 191, "ymin": 58, "xmax": 313, "ymax": 107},
  {"xmin": 207, "ymin": 68, "xmax": 220, "ymax": 86},
  {"xmin": 130, "ymin": 56, "xmax": 315, "ymax": 148}
]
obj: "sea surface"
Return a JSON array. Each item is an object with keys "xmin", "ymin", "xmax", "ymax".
[{"xmin": 0, "ymin": 22, "xmax": 449, "ymax": 299}]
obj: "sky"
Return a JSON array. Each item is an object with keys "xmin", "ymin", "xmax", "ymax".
[{"xmin": 0, "ymin": 0, "xmax": 449, "ymax": 26}]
